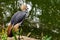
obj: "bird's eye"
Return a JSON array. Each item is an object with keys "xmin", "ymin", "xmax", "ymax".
[
  {"xmin": 26, "ymin": 8, "xmax": 28, "ymax": 10},
  {"xmin": 27, "ymin": 8, "xmax": 29, "ymax": 10}
]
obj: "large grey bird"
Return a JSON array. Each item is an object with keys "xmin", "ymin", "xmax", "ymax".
[{"xmin": 7, "ymin": 4, "xmax": 30, "ymax": 37}]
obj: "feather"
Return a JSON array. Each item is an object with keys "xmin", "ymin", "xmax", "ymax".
[
  {"xmin": 13, "ymin": 23, "xmax": 20, "ymax": 32},
  {"xmin": 7, "ymin": 23, "xmax": 13, "ymax": 37}
]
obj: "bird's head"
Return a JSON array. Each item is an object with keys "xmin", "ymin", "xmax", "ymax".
[
  {"xmin": 20, "ymin": 3, "xmax": 32, "ymax": 12},
  {"xmin": 20, "ymin": 4, "xmax": 27, "ymax": 11}
]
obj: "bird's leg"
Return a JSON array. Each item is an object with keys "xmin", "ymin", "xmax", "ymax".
[
  {"xmin": 13, "ymin": 23, "xmax": 21, "ymax": 40},
  {"xmin": 18, "ymin": 26, "xmax": 23, "ymax": 40},
  {"xmin": 13, "ymin": 23, "xmax": 23, "ymax": 40},
  {"xmin": 18, "ymin": 26, "xmax": 21, "ymax": 40},
  {"xmin": 13, "ymin": 23, "xmax": 22, "ymax": 40}
]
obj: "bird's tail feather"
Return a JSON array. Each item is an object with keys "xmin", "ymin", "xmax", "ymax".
[
  {"xmin": 7, "ymin": 23, "xmax": 13, "ymax": 37},
  {"xmin": 7, "ymin": 23, "xmax": 20, "ymax": 37}
]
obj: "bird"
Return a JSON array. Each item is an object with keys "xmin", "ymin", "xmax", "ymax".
[{"xmin": 7, "ymin": 4, "xmax": 28, "ymax": 37}]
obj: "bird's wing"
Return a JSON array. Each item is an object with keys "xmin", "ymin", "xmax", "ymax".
[{"xmin": 11, "ymin": 11, "xmax": 26, "ymax": 25}]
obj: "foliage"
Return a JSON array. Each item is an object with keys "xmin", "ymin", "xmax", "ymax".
[
  {"xmin": 0, "ymin": 0, "xmax": 60, "ymax": 40},
  {"xmin": 1, "ymin": 29, "xmax": 7, "ymax": 40},
  {"xmin": 1, "ymin": 33, "xmax": 7, "ymax": 40},
  {"xmin": 42, "ymin": 35, "xmax": 52, "ymax": 40}
]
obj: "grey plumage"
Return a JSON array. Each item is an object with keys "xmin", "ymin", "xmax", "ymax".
[{"xmin": 11, "ymin": 11, "xmax": 27, "ymax": 25}]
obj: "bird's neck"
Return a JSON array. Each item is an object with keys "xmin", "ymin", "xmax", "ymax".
[
  {"xmin": 22, "ymin": 10, "xmax": 26, "ymax": 11},
  {"xmin": 22, "ymin": 10, "xmax": 28, "ymax": 13}
]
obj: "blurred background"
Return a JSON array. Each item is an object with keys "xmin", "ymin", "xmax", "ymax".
[{"xmin": 0, "ymin": 0, "xmax": 60, "ymax": 40}]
